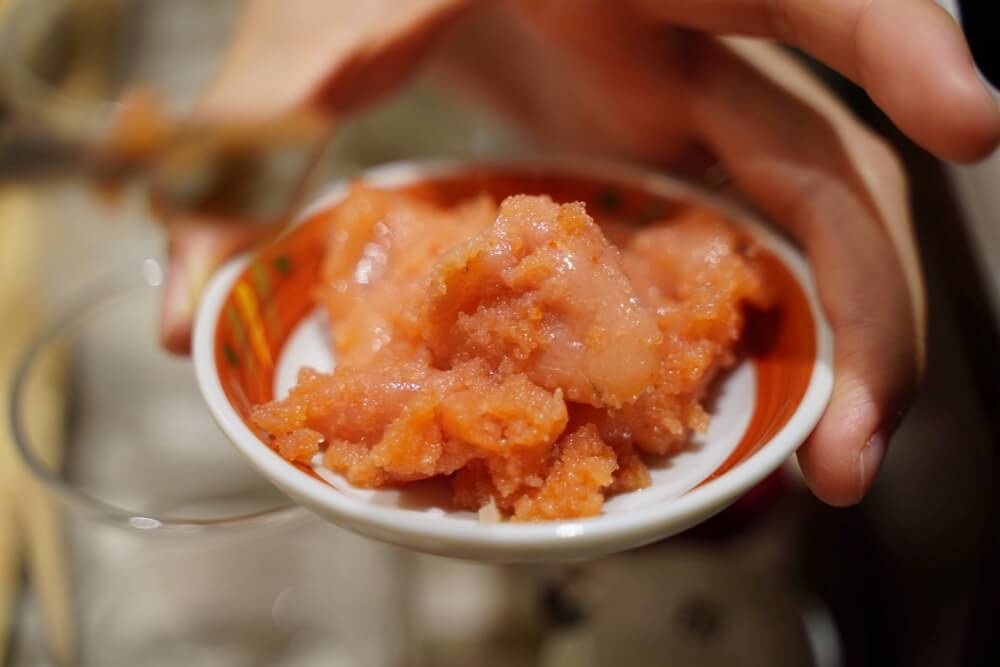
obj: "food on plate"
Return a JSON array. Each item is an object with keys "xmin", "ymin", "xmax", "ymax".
[{"xmin": 251, "ymin": 186, "xmax": 771, "ymax": 521}]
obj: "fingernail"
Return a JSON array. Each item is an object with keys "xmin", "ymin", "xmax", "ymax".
[{"xmin": 858, "ymin": 431, "xmax": 888, "ymax": 498}]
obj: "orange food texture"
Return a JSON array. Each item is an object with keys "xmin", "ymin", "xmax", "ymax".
[{"xmin": 250, "ymin": 187, "xmax": 770, "ymax": 520}]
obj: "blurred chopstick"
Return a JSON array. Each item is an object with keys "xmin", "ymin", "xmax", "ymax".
[
  {"xmin": 15, "ymin": 315, "xmax": 74, "ymax": 667},
  {"xmin": 1, "ymin": 0, "xmax": 19, "ymax": 633},
  {"xmin": 0, "ymin": 2, "xmax": 123, "ymax": 663},
  {"xmin": 0, "ymin": 189, "xmax": 38, "ymax": 659},
  {"xmin": 1, "ymin": 3, "xmax": 76, "ymax": 657},
  {"xmin": 0, "ymin": 396, "xmax": 19, "ymax": 661},
  {"xmin": 0, "ymin": 186, "xmax": 74, "ymax": 666}
]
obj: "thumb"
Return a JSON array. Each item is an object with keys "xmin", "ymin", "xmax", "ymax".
[{"xmin": 159, "ymin": 220, "xmax": 275, "ymax": 355}]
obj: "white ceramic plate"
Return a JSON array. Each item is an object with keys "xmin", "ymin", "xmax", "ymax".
[{"xmin": 194, "ymin": 159, "xmax": 834, "ymax": 562}]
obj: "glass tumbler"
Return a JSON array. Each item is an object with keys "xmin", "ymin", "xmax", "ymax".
[
  {"xmin": 8, "ymin": 256, "xmax": 410, "ymax": 667},
  {"xmin": 0, "ymin": 3, "xmax": 408, "ymax": 664}
]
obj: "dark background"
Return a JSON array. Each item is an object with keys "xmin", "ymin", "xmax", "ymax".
[{"xmin": 803, "ymin": 53, "xmax": 998, "ymax": 667}]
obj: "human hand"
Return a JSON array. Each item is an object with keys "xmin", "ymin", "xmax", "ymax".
[
  {"xmin": 433, "ymin": 0, "xmax": 964, "ymax": 505},
  {"xmin": 158, "ymin": 0, "xmax": 473, "ymax": 353},
  {"xmin": 161, "ymin": 0, "xmax": 999, "ymax": 507}
]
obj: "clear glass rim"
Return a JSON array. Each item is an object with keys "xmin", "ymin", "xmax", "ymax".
[{"xmin": 8, "ymin": 257, "xmax": 305, "ymax": 534}]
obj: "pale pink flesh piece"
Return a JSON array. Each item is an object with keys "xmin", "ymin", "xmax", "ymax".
[{"xmin": 424, "ymin": 195, "xmax": 664, "ymax": 408}]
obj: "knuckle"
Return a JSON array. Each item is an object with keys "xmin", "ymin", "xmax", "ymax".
[
  {"xmin": 858, "ymin": 130, "xmax": 909, "ymax": 196},
  {"xmin": 765, "ymin": 0, "xmax": 799, "ymax": 45},
  {"xmin": 780, "ymin": 170, "xmax": 853, "ymax": 236}
]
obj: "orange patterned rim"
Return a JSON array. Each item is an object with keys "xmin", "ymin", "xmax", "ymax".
[{"xmin": 213, "ymin": 167, "xmax": 816, "ymax": 486}]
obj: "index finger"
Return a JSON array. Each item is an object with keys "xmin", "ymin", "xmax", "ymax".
[{"xmin": 629, "ymin": 0, "xmax": 1000, "ymax": 162}]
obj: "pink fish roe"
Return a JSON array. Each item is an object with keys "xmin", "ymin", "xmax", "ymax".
[{"xmin": 251, "ymin": 187, "xmax": 770, "ymax": 521}]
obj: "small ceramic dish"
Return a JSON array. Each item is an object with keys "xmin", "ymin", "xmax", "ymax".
[{"xmin": 194, "ymin": 159, "xmax": 833, "ymax": 562}]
